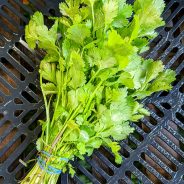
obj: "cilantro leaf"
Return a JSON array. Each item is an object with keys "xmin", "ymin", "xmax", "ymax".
[
  {"xmin": 134, "ymin": 0, "xmax": 165, "ymax": 38},
  {"xmin": 25, "ymin": 11, "xmax": 43, "ymax": 49},
  {"xmin": 112, "ymin": 0, "xmax": 133, "ymax": 28},
  {"xmin": 42, "ymin": 83, "xmax": 57, "ymax": 95},
  {"xmin": 103, "ymin": 0, "xmax": 118, "ymax": 27},
  {"xmin": 67, "ymin": 24, "xmax": 91, "ymax": 45},
  {"xmin": 40, "ymin": 62, "xmax": 56, "ymax": 83},
  {"xmin": 25, "ymin": 12, "xmax": 58, "ymax": 51},
  {"xmin": 148, "ymin": 69, "xmax": 176, "ymax": 92},
  {"xmin": 103, "ymin": 139, "xmax": 122, "ymax": 164},
  {"xmin": 68, "ymin": 51, "xmax": 86, "ymax": 89},
  {"xmin": 59, "ymin": 0, "xmax": 81, "ymax": 21}
]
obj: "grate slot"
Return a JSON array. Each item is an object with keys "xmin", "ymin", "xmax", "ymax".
[
  {"xmin": 157, "ymin": 134, "xmax": 184, "ymax": 160},
  {"xmin": 14, "ymin": 148, "xmax": 37, "ymax": 177},
  {"xmin": 9, "ymin": 48, "xmax": 35, "ymax": 72},
  {"xmin": 15, "ymin": 42, "xmax": 40, "ymax": 65},
  {"xmin": 0, "ymin": 134, "xmax": 26, "ymax": 163},
  {"xmin": 0, "ymin": 96, "xmax": 4, "ymax": 104},
  {"xmin": 94, "ymin": 151, "xmax": 118, "ymax": 171},
  {"xmin": 132, "ymin": 122, "xmax": 148, "ymax": 136},
  {"xmin": 0, "ymin": 77, "xmax": 11, "ymax": 96},
  {"xmin": 131, "ymin": 167, "xmax": 154, "ymax": 184},
  {"xmin": 21, "ymin": 109, "xmax": 38, "ymax": 124},
  {"xmin": 134, "ymin": 159, "xmax": 167, "ymax": 183},
  {"xmin": 28, "ymin": 83, "xmax": 42, "ymax": 96},
  {"xmin": 0, "ymin": 122, "xmax": 14, "ymax": 144},
  {"xmin": 85, "ymin": 156, "xmax": 110, "ymax": 182},
  {"xmin": 141, "ymin": 118, "xmax": 154, "ymax": 129},
  {"xmin": 120, "ymin": 141, "xmax": 133, "ymax": 154},
  {"xmin": 24, "ymin": 87, "xmax": 40, "ymax": 102},
  {"xmin": 170, "ymin": 53, "xmax": 184, "ymax": 70},
  {"xmin": 142, "ymin": 151, "xmax": 174, "ymax": 178},
  {"xmin": 152, "ymin": 141, "xmax": 181, "ymax": 167},
  {"xmin": 166, "ymin": 125, "xmax": 184, "ymax": 145},
  {"xmin": 7, "ymin": 0, "xmax": 33, "ymax": 15},
  {"xmin": 148, "ymin": 144, "xmax": 178, "ymax": 172},
  {"xmin": 118, "ymin": 179, "xmax": 129, "ymax": 184},
  {"xmin": 128, "ymin": 134, "xmax": 141, "ymax": 146},
  {"xmin": 8, "ymin": 142, "xmax": 35, "ymax": 173},
  {"xmin": 0, "ymin": 14, "xmax": 18, "ymax": 33},
  {"xmin": 125, "ymin": 171, "xmax": 139, "ymax": 184},
  {"xmin": 175, "ymin": 118, "xmax": 184, "ymax": 131},
  {"xmin": 172, "ymin": 18, "xmax": 184, "ymax": 37},
  {"xmin": 28, "ymin": 0, "xmax": 46, "ymax": 11},
  {"xmin": 5, "ymin": 54, "xmax": 31, "ymax": 76},
  {"xmin": 0, "ymin": 67, "xmax": 17, "ymax": 89},
  {"xmin": 72, "ymin": 175, "xmax": 84, "ymax": 184},
  {"xmin": 0, "ymin": 58, "xmax": 24, "ymax": 82},
  {"xmin": 74, "ymin": 162, "xmax": 101, "ymax": 184}
]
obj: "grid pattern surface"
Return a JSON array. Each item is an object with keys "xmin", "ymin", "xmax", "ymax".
[{"xmin": 0, "ymin": 0, "xmax": 183, "ymax": 183}]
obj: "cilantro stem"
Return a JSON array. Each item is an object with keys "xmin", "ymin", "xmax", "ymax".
[
  {"xmin": 91, "ymin": 3, "xmax": 95, "ymax": 37},
  {"xmin": 50, "ymin": 123, "xmax": 68, "ymax": 151},
  {"xmin": 40, "ymin": 74, "xmax": 50, "ymax": 144},
  {"xmin": 88, "ymin": 69, "xmax": 100, "ymax": 84},
  {"xmin": 68, "ymin": 104, "xmax": 82, "ymax": 121},
  {"xmin": 59, "ymin": 129, "xmax": 74, "ymax": 145},
  {"xmin": 50, "ymin": 51, "xmax": 63, "ymax": 128},
  {"xmin": 84, "ymin": 80, "xmax": 103, "ymax": 117},
  {"xmin": 51, "ymin": 86, "xmax": 61, "ymax": 127},
  {"xmin": 61, "ymin": 61, "xmax": 65, "ymax": 107},
  {"xmin": 88, "ymin": 114, "xmax": 95, "ymax": 122},
  {"xmin": 50, "ymin": 104, "xmax": 81, "ymax": 152}
]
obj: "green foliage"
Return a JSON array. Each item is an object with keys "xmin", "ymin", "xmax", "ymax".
[
  {"xmin": 112, "ymin": 0, "xmax": 133, "ymax": 28},
  {"xmin": 103, "ymin": 0, "xmax": 119, "ymax": 27},
  {"xmin": 24, "ymin": 0, "xmax": 176, "ymax": 182},
  {"xmin": 133, "ymin": 0, "xmax": 165, "ymax": 38},
  {"xmin": 68, "ymin": 51, "xmax": 86, "ymax": 89},
  {"xmin": 67, "ymin": 24, "xmax": 91, "ymax": 45}
]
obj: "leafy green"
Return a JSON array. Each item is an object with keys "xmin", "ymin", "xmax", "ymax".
[
  {"xmin": 23, "ymin": 0, "xmax": 176, "ymax": 183},
  {"xmin": 42, "ymin": 83, "xmax": 57, "ymax": 95},
  {"xmin": 103, "ymin": 0, "xmax": 118, "ymax": 27},
  {"xmin": 112, "ymin": 0, "xmax": 133, "ymax": 28},
  {"xmin": 134, "ymin": 0, "xmax": 165, "ymax": 38},
  {"xmin": 68, "ymin": 51, "xmax": 86, "ymax": 89},
  {"xmin": 59, "ymin": 0, "xmax": 81, "ymax": 22},
  {"xmin": 67, "ymin": 24, "xmax": 91, "ymax": 45},
  {"xmin": 25, "ymin": 12, "xmax": 58, "ymax": 52}
]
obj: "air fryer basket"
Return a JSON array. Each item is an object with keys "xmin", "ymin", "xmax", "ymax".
[{"xmin": 0, "ymin": 0, "xmax": 183, "ymax": 183}]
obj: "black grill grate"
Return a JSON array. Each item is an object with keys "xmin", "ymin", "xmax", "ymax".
[{"xmin": 0, "ymin": 0, "xmax": 183, "ymax": 184}]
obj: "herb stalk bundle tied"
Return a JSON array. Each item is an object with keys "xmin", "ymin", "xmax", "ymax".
[{"xmin": 21, "ymin": 0, "xmax": 176, "ymax": 183}]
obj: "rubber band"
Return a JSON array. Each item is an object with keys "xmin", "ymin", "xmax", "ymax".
[
  {"xmin": 40, "ymin": 150, "xmax": 69, "ymax": 162},
  {"xmin": 37, "ymin": 157, "xmax": 62, "ymax": 175},
  {"xmin": 37, "ymin": 150, "xmax": 69, "ymax": 174}
]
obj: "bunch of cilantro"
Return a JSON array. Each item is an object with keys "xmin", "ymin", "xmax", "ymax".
[{"xmin": 22, "ymin": 0, "xmax": 176, "ymax": 183}]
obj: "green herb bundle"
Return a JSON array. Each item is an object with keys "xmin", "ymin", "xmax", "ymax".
[{"xmin": 22, "ymin": 0, "xmax": 176, "ymax": 183}]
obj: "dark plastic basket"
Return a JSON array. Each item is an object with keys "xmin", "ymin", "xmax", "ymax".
[{"xmin": 0, "ymin": 0, "xmax": 183, "ymax": 183}]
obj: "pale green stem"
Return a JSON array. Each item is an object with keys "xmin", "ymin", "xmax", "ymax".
[
  {"xmin": 50, "ymin": 53, "xmax": 63, "ymax": 127},
  {"xmin": 50, "ymin": 103, "xmax": 82, "ymax": 152},
  {"xmin": 91, "ymin": 3, "xmax": 95, "ymax": 37},
  {"xmin": 84, "ymin": 80, "xmax": 103, "ymax": 115},
  {"xmin": 40, "ymin": 74, "xmax": 50, "ymax": 144},
  {"xmin": 88, "ymin": 69, "xmax": 100, "ymax": 84}
]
